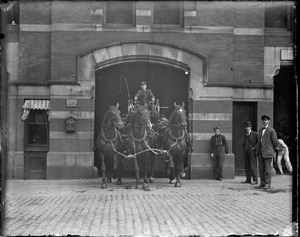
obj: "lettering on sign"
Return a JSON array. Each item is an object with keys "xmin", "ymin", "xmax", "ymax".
[{"xmin": 66, "ymin": 98, "xmax": 78, "ymax": 108}]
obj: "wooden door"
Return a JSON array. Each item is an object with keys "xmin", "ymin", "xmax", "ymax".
[
  {"xmin": 24, "ymin": 110, "xmax": 49, "ymax": 179},
  {"xmin": 24, "ymin": 152, "xmax": 47, "ymax": 179},
  {"xmin": 232, "ymin": 102, "xmax": 257, "ymax": 175}
]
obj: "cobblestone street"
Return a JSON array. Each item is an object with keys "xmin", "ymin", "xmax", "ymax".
[{"xmin": 3, "ymin": 175, "xmax": 294, "ymax": 236}]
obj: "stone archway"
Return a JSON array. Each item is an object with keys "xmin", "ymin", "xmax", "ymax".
[
  {"xmin": 77, "ymin": 41, "xmax": 208, "ymax": 178},
  {"xmin": 77, "ymin": 40, "xmax": 207, "ymax": 95}
]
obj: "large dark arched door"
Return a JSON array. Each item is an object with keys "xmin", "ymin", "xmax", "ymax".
[{"xmin": 94, "ymin": 62, "xmax": 189, "ymax": 176}]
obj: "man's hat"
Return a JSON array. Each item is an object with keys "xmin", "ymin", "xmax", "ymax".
[
  {"xmin": 214, "ymin": 126, "xmax": 220, "ymax": 131},
  {"xmin": 261, "ymin": 115, "xmax": 270, "ymax": 120},
  {"xmin": 245, "ymin": 121, "xmax": 252, "ymax": 127},
  {"xmin": 140, "ymin": 81, "xmax": 147, "ymax": 86}
]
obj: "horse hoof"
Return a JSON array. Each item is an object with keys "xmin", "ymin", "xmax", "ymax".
[
  {"xmin": 117, "ymin": 180, "xmax": 122, "ymax": 185},
  {"xmin": 101, "ymin": 183, "xmax": 107, "ymax": 189},
  {"xmin": 175, "ymin": 182, "xmax": 181, "ymax": 187},
  {"xmin": 169, "ymin": 179, "xmax": 176, "ymax": 184},
  {"xmin": 113, "ymin": 169, "xmax": 117, "ymax": 179},
  {"xmin": 143, "ymin": 183, "xmax": 150, "ymax": 191},
  {"xmin": 149, "ymin": 177, "xmax": 155, "ymax": 183}
]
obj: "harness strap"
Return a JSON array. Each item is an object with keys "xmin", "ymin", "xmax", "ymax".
[
  {"xmin": 101, "ymin": 128, "xmax": 118, "ymax": 143},
  {"xmin": 130, "ymin": 127, "xmax": 147, "ymax": 142}
]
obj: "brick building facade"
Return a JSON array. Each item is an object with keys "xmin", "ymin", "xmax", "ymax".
[{"xmin": 2, "ymin": 1, "xmax": 295, "ymax": 179}]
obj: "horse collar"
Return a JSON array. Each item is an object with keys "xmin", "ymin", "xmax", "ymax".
[
  {"xmin": 169, "ymin": 127, "xmax": 185, "ymax": 141},
  {"xmin": 101, "ymin": 128, "xmax": 118, "ymax": 143},
  {"xmin": 130, "ymin": 128, "xmax": 147, "ymax": 142}
]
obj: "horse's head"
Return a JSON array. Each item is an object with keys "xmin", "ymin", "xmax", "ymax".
[
  {"xmin": 131, "ymin": 105, "xmax": 152, "ymax": 130},
  {"xmin": 102, "ymin": 103, "xmax": 124, "ymax": 130},
  {"xmin": 170, "ymin": 102, "xmax": 187, "ymax": 128}
]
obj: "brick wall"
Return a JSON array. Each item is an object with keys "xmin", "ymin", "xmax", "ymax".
[
  {"xmin": 20, "ymin": 1, "xmax": 51, "ymax": 24},
  {"xmin": 233, "ymin": 35, "xmax": 264, "ymax": 85},
  {"xmin": 51, "ymin": 1, "xmax": 103, "ymax": 24},
  {"xmin": 233, "ymin": 2, "xmax": 264, "ymax": 28},
  {"xmin": 19, "ymin": 32, "xmax": 51, "ymax": 81}
]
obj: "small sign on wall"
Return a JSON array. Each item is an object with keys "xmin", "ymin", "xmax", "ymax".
[
  {"xmin": 66, "ymin": 98, "xmax": 78, "ymax": 108},
  {"xmin": 65, "ymin": 117, "xmax": 76, "ymax": 133},
  {"xmin": 280, "ymin": 49, "xmax": 293, "ymax": 61}
]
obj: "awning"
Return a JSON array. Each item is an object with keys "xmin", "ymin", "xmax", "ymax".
[
  {"xmin": 21, "ymin": 100, "xmax": 50, "ymax": 120},
  {"xmin": 22, "ymin": 100, "xmax": 50, "ymax": 110}
]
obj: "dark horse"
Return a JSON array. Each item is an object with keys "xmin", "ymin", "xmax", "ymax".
[
  {"xmin": 163, "ymin": 102, "xmax": 188, "ymax": 187},
  {"xmin": 95, "ymin": 103, "xmax": 124, "ymax": 189},
  {"xmin": 119, "ymin": 105, "xmax": 155, "ymax": 190}
]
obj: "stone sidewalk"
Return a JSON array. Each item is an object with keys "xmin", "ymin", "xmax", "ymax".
[{"xmin": 3, "ymin": 175, "xmax": 295, "ymax": 236}]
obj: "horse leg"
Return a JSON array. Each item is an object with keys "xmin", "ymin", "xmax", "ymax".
[
  {"xmin": 149, "ymin": 154, "xmax": 155, "ymax": 183},
  {"xmin": 143, "ymin": 156, "xmax": 150, "ymax": 191},
  {"xmin": 99, "ymin": 152, "xmax": 107, "ymax": 189},
  {"xmin": 112, "ymin": 153, "xmax": 118, "ymax": 179},
  {"xmin": 117, "ymin": 156, "xmax": 123, "ymax": 185},
  {"xmin": 168, "ymin": 153, "xmax": 176, "ymax": 184},
  {"xmin": 174, "ymin": 159, "xmax": 182, "ymax": 187},
  {"xmin": 112, "ymin": 154, "xmax": 118, "ymax": 179},
  {"xmin": 133, "ymin": 158, "xmax": 140, "ymax": 189}
]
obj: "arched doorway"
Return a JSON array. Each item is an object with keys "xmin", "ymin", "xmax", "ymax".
[
  {"xmin": 94, "ymin": 62, "xmax": 189, "ymax": 176},
  {"xmin": 78, "ymin": 40, "xmax": 207, "ymax": 178}
]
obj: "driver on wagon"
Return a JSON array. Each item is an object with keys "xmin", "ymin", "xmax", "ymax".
[{"xmin": 134, "ymin": 81, "xmax": 155, "ymax": 110}]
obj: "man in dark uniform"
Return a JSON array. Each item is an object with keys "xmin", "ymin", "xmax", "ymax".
[
  {"xmin": 134, "ymin": 81, "xmax": 155, "ymax": 110},
  {"xmin": 241, "ymin": 121, "xmax": 259, "ymax": 185},
  {"xmin": 210, "ymin": 126, "xmax": 229, "ymax": 181},
  {"xmin": 254, "ymin": 115, "xmax": 278, "ymax": 189}
]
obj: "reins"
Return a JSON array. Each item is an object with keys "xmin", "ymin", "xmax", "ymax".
[{"xmin": 98, "ymin": 106, "xmax": 168, "ymax": 160}]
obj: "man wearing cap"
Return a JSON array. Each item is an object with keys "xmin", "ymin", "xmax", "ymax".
[
  {"xmin": 210, "ymin": 126, "xmax": 229, "ymax": 181},
  {"xmin": 255, "ymin": 115, "xmax": 279, "ymax": 189},
  {"xmin": 134, "ymin": 81, "xmax": 155, "ymax": 109},
  {"xmin": 241, "ymin": 121, "xmax": 259, "ymax": 185}
]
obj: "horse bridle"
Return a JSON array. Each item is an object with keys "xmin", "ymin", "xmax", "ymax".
[
  {"xmin": 106, "ymin": 109, "xmax": 123, "ymax": 129},
  {"xmin": 170, "ymin": 109, "xmax": 187, "ymax": 129}
]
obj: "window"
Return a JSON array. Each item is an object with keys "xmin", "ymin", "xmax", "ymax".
[
  {"xmin": 265, "ymin": 2, "xmax": 292, "ymax": 29},
  {"xmin": 105, "ymin": 1, "xmax": 135, "ymax": 25},
  {"xmin": 153, "ymin": 1, "xmax": 181, "ymax": 26},
  {"xmin": 25, "ymin": 110, "xmax": 49, "ymax": 148}
]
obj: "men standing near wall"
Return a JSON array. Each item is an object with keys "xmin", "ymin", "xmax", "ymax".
[
  {"xmin": 241, "ymin": 121, "xmax": 259, "ymax": 185},
  {"xmin": 255, "ymin": 115, "xmax": 279, "ymax": 189},
  {"xmin": 210, "ymin": 126, "xmax": 229, "ymax": 181}
]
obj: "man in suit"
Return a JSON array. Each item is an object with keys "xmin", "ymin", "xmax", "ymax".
[
  {"xmin": 255, "ymin": 115, "xmax": 279, "ymax": 189},
  {"xmin": 241, "ymin": 121, "xmax": 259, "ymax": 185}
]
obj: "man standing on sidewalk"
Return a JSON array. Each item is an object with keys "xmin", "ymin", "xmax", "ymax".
[
  {"xmin": 210, "ymin": 126, "xmax": 229, "ymax": 181},
  {"xmin": 241, "ymin": 121, "xmax": 259, "ymax": 185},
  {"xmin": 255, "ymin": 115, "xmax": 279, "ymax": 189}
]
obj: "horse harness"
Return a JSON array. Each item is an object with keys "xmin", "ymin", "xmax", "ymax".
[
  {"xmin": 129, "ymin": 127, "xmax": 160, "ymax": 157},
  {"xmin": 163, "ymin": 124, "xmax": 186, "ymax": 154}
]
